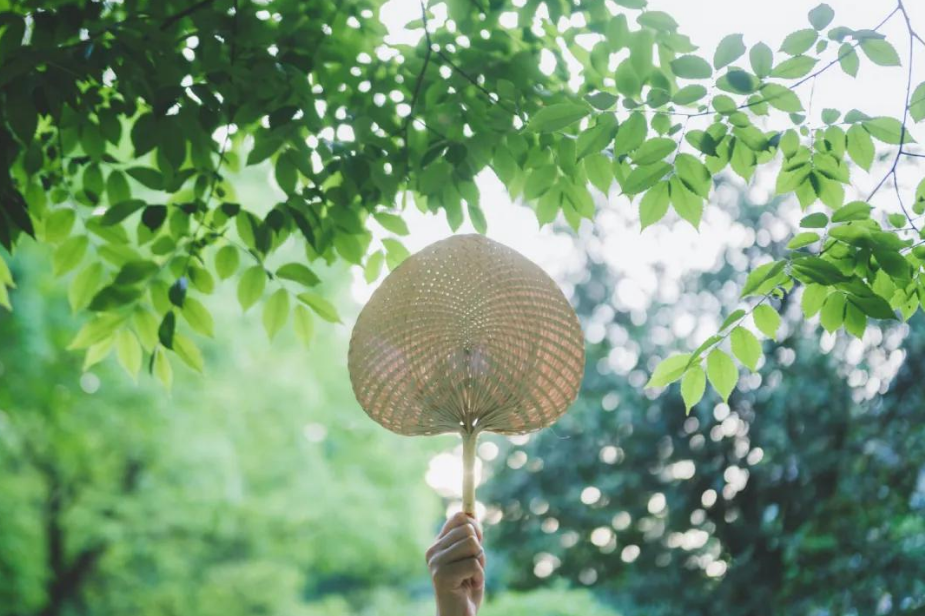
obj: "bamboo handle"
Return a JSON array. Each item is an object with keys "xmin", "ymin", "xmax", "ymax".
[{"xmin": 461, "ymin": 431, "xmax": 478, "ymax": 516}]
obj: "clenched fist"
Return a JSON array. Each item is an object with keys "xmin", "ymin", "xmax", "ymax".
[{"xmin": 426, "ymin": 512, "xmax": 485, "ymax": 616}]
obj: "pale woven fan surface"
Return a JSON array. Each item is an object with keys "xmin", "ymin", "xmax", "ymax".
[{"xmin": 348, "ymin": 234, "xmax": 584, "ymax": 437}]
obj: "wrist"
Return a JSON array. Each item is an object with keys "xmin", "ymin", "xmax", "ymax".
[{"xmin": 435, "ymin": 595, "xmax": 473, "ymax": 616}]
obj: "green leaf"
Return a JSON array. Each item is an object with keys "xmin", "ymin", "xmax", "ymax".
[
  {"xmin": 263, "ymin": 288, "xmax": 290, "ymax": 340},
  {"xmin": 720, "ymin": 309, "xmax": 747, "ymax": 332},
  {"xmin": 106, "ymin": 170, "xmax": 131, "ymax": 204},
  {"xmin": 622, "ymin": 162, "xmax": 671, "ymax": 195},
  {"xmin": 115, "ymin": 329, "xmax": 143, "ymax": 380},
  {"xmin": 706, "ymin": 349, "xmax": 737, "ymax": 402},
  {"xmin": 292, "ymin": 304, "xmax": 314, "ymax": 347},
  {"xmin": 468, "ymin": 202, "xmax": 487, "ymax": 234},
  {"xmin": 838, "ymin": 43, "xmax": 859, "ymax": 77},
  {"xmin": 214, "ymin": 245, "xmax": 240, "ymax": 279},
  {"xmin": 780, "ymin": 29, "xmax": 817, "ymax": 56},
  {"xmin": 821, "ymin": 108, "xmax": 841, "ymax": 124},
  {"xmin": 141, "ymin": 205, "xmax": 167, "ymax": 231},
  {"xmin": 848, "ymin": 293, "xmax": 897, "ymax": 320},
  {"xmin": 844, "ymin": 300, "xmax": 867, "ymax": 338},
  {"xmin": 800, "ymin": 212, "xmax": 828, "ymax": 228},
  {"xmin": 761, "ymin": 84, "xmax": 803, "ymax": 113},
  {"xmin": 741, "ymin": 260, "xmax": 786, "ymax": 297},
  {"xmin": 791, "ymin": 256, "xmax": 848, "ymax": 284},
  {"xmin": 731, "ymin": 326, "xmax": 762, "ymax": 371},
  {"xmin": 68, "ymin": 313, "xmax": 124, "ymax": 350},
  {"xmin": 639, "ymin": 181, "xmax": 670, "ymax": 229},
  {"xmin": 636, "ymin": 10, "xmax": 676, "ymax": 31},
  {"xmin": 681, "ymin": 365, "xmax": 706, "ymax": 413},
  {"xmin": 584, "ymin": 154, "xmax": 613, "ymax": 193},
  {"xmin": 808, "ymin": 3, "xmax": 835, "ymax": 30},
  {"xmin": 275, "ymin": 152, "xmax": 298, "ymax": 194},
  {"xmin": 669, "ymin": 176, "xmax": 703, "ymax": 228},
  {"xmin": 383, "ymin": 238, "xmax": 410, "ymax": 270},
  {"xmin": 672, "ymin": 85, "xmax": 708, "ymax": 105},
  {"xmin": 53, "ymin": 235, "xmax": 89, "ymax": 276},
  {"xmin": 674, "ymin": 154, "xmax": 712, "ymax": 198},
  {"xmin": 158, "ymin": 311, "xmax": 176, "ymax": 349},
  {"xmin": 632, "ymin": 138, "xmax": 676, "ymax": 165},
  {"xmin": 846, "ymin": 124, "xmax": 874, "ymax": 170},
  {"xmin": 364, "ymin": 251, "xmax": 384, "ymax": 283},
  {"xmin": 237, "ymin": 265, "xmax": 266, "ymax": 311},
  {"xmin": 910, "ymin": 82, "xmax": 925, "ymax": 123},
  {"xmin": 524, "ymin": 165, "xmax": 558, "ymax": 199},
  {"xmin": 586, "ymin": 92, "xmax": 618, "ymax": 110},
  {"xmin": 863, "ymin": 117, "xmax": 912, "ymax": 145},
  {"xmin": 831, "ymin": 200, "xmax": 871, "ymax": 222},
  {"xmin": 115, "ymin": 260, "xmax": 157, "ymax": 285},
  {"xmin": 645, "ymin": 353, "xmax": 692, "ymax": 388},
  {"xmin": 750, "ymin": 42, "xmax": 774, "ymax": 77},
  {"xmin": 820, "ymin": 292, "xmax": 846, "ymax": 332},
  {"xmin": 297, "ymin": 292, "xmax": 342, "ymax": 323},
  {"xmin": 153, "ymin": 347, "xmax": 173, "ymax": 389},
  {"xmin": 69, "ymin": 262, "xmax": 105, "ymax": 312},
  {"xmin": 101, "ymin": 199, "xmax": 145, "ymax": 226},
  {"xmin": 373, "ymin": 212, "xmax": 410, "ymax": 235},
  {"xmin": 82, "ymin": 339, "xmax": 113, "ymax": 371},
  {"xmin": 45, "ymin": 208, "xmax": 77, "ymax": 242},
  {"xmin": 526, "ymin": 103, "xmax": 591, "ymax": 132},
  {"xmin": 753, "ymin": 304, "xmax": 781, "ymax": 339},
  {"xmin": 801, "ymin": 283, "xmax": 829, "ymax": 317},
  {"xmin": 132, "ymin": 309, "xmax": 158, "ymax": 351},
  {"xmin": 613, "ymin": 112, "xmax": 648, "ymax": 156},
  {"xmin": 182, "ymin": 296, "xmax": 214, "ymax": 337},
  {"xmin": 787, "ymin": 231, "xmax": 820, "ymax": 249},
  {"xmin": 860, "ymin": 38, "xmax": 900, "ymax": 66},
  {"xmin": 0, "ymin": 258, "xmax": 11, "ymax": 288},
  {"xmin": 770, "ymin": 55, "xmax": 817, "ymax": 78},
  {"xmin": 173, "ymin": 334, "xmax": 204, "ymax": 373},
  {"xmin": 577, "ymin": 114, "xmax": 618, "ymax": 159},
  {"xmin": 536, "ymin": 188, "xmax": 561, "ymax": 226},
  {"xmin": 670, "ymin": 55, "xmax": 713, "ymax": 79},
  {"xmin": 276, "ymin": 262, "xmax": 320, "ymax": 287},
  {"xmin": 126, "ymin": 167, "xmax": 164, "ymax": 191},
  {"xmin": 888, "ymin": 212, "xmax": 907, "ymax": 228},
  {"xmin": 714, "ymin": 34, "xmax": 746, "ymax": 69}
]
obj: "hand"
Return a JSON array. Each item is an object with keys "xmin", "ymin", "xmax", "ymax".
[{"xmin": 426, "ymin": 512, "xmax": 485, "ymax": 616}]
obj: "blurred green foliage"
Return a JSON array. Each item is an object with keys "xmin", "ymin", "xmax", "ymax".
[
  {"xmin": 484, "ymin": 199, "xmax": 925, "ymax": 615},
  {"xmin": 0, "ymin": 245, "xmax": 621, "ymax": 616}
]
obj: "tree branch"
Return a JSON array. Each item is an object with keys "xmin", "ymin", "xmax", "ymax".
[
  {"xmin": 868, "ymin": 0, "xmax": 919, "ymax": 236},
  {"xmin": 671, "ymin": 5, "xmax": 900, "ymax": 120},
  {"xmin": 159, "ymin": 0, "xmax": 216, "ymax": 31}
]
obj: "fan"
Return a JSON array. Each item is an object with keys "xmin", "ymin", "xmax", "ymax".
[{"xmin": 348, "ymin": 234, "xmax": 585, "ymax": 514}]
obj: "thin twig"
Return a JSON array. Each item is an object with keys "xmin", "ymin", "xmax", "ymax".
[
  {"xmin": 867, "ymin": 0, "xmax": 919, "ymax": 235},
  {"xmin": 671, "ymin": 5, "xmax": 900, "ymax": 120},
  {"xmin": 434, "ymin": 49, "xmax": 525, "ymax": 121},
  {"xmin": 401, "ymin": 2, "xmax": 435, "ymax": 159}
]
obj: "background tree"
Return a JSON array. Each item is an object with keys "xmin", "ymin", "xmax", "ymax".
[
  {"xmin": 2, "ymin": 0, "xmax": 925, "ymax": 405},
  {"xmin": 0, "ymin": 244, "xmax": 622, "ymax": 616},
  {"xmin": 482, "ymin": 192, "xmax": 925, "ymax": 614}
]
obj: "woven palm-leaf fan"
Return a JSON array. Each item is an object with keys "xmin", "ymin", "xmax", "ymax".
[{"xmin": 348, "ymin": 234, "xmax": 585, "ymax": 514}]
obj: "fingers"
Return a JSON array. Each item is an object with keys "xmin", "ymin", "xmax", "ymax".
[
  {"xmin": 431, "ymin": 532, "xmax": 483, "ymax": 567},
  {"xmin": 427, "ymin": 516, "xmax": 484, "ymax": 564},
  {"xmin": 432, "ymin": 556, "xmax": 485, "ymax": 588},
  {"xmin": 438, "ymin": 512, "xmax": 483, "ymax": 541}
]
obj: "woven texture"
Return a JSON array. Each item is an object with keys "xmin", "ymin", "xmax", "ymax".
[{"xmin": 348, "ymin": 234, "xmax": 584, "ymax": 437}]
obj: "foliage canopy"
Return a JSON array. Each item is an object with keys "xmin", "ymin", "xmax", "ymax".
[{"xmin": 2, "ymin": 0, "xmax": 925, "ymax": 408}]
